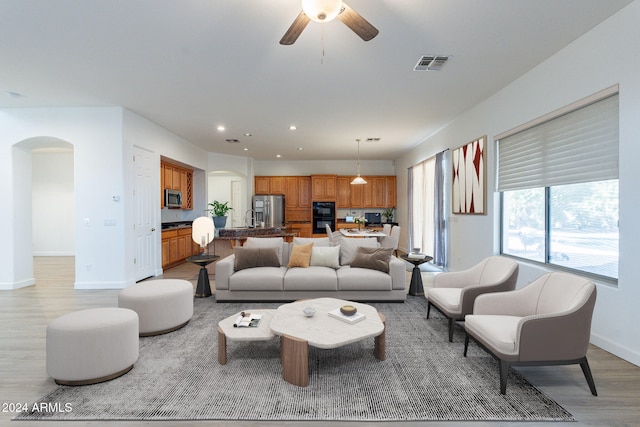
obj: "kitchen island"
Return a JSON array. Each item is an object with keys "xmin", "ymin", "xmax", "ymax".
[{"xmin": 218, "ymin": 227, "xmax": 297, "ymax": 247}]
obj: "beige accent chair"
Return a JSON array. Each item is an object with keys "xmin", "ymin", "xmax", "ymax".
[
  {"xmin": 464, "ymin": 272, "xmax": 597, "ymax": 395},
  {"xmin": 380, "ymin": 225, "xmax": 401, "ymax": 256},
  {"xmin": 427, "ymin": 256, "xmax": 519, "ymax": 342}
]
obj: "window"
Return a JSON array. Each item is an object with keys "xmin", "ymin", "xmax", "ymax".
[{"xmin": 498, "ymin": 88, "xmax": 619, "ymax": 281}]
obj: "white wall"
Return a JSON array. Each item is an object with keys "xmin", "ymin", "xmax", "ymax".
[
  {"xmin": 0, "ymin": 107, "xmax": 210, "ymax": 289},
  {"xmin": 395, "ymin": 1, "xmax": 640, "ymax": 365},
  {"xmin": 32, "ymin": 149, "xmax": 75, "ymax": 256},
  {"xmin": 0, "ymin": 107, "xmax": 126, "ymax": 289},
  {"xmin": 122, "ymin": 109, "xmax": 209, "ymax": 279}
]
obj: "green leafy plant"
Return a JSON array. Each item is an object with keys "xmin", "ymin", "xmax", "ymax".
[
  {"xmin": 383, "ymin": 207, "xmax": 395, "ymax": 222},
  {"xmin": 208, "ymin": 200, "xmax": 232, "ymax": 217}
]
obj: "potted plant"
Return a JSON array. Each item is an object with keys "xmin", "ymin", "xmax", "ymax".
[
  {"xmin": 383, "ymin": 207, "xmax": 395, "ymax": 223},
  {"xmin": 208, "ymin": 201, "xmax": 232, "ymax": 229}
]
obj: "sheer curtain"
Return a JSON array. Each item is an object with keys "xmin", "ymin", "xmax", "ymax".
[{"xmin": 408, "ymin": 152, "xmax": 448, "ymax": 267}]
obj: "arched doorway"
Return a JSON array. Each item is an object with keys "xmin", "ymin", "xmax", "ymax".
[
  {"xmin": 13, "ymin": 137, "xmax": 75, "ymax": 287},
  {"xmin": 208, "ymin": 170, "xmax": 248, "ymax": 228}
]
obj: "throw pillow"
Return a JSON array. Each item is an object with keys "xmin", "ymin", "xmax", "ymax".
[
  {"xmin": 234, "ymin": 247, "xmax": 280, "ymax": 271},
  {"xmin": 244, "ymin": 237, "xmax": 283, "ymax": 265},
  {"xmin": 339, "ymin": 237, "xmax": 380, "ymax": 265},
  {"xmin": 350, "ymin": 247, "xmax": 393, "ymax": 272},
  {"xmin": 287, "ymin": 243, "xmax": 313, "ymax": 268},
  {"xmin": 310, "ymin": 245, "xmax": 341, "ymax": 269},
  {"xmin": 293, "ymin": 236, "xmax": 331, "ymax": 247}
]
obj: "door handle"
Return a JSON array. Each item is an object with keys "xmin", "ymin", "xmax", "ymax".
[{"xmin": 151, "ymin": 227, "xmax": 156, "ymax": 232}]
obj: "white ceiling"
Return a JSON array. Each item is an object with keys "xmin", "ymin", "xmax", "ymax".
[{"xmin": 0, "ymin": 0, "xmax": 632, "ymax": 161}]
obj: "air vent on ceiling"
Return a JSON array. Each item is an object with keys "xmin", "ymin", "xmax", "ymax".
[
  {"xmin": 366, "ymin": 137, "xmax": 381, "ymax": 142},
  {"xmin": 414, "ymin": 55, "xmax": 450, "ymax": 71},
  {"xmin": 225, "ymin": 139, "xmax": 239, "ymax": 143}
]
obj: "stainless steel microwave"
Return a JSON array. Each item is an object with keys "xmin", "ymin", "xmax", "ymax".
[{"xmin": 164, "ymin": 189, "xmax": 182, "ymax": 208}]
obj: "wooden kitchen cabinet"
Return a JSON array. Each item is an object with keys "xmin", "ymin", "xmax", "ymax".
[
  {"xmin": 161, "ymin": 161, "xmax": 193, "ymax": 209},
  {"xmin": 311, "ymin": 175, "xmax": 337, "ymax": 200},
  {"xmin": 162, "ymin": 227, "xmax": 199, "ymax": 269},
  {"xmin": 298, "ymin": 177, "xmax": 311, "ymax": 207},
  {"xmin": 255, "ymin": 176, "xmax": 270, "ymax": 194},
  {"xmin": 285, "ymin": 177, "xmax": 299, "ymax": 207},
  {"xmin": 343, "ymin": 175, "xmax": 397, "ymax": 209},
  {"xmin": 385, "ymin": 176, "xmax": 396, "ymax": 207},
  {"xmin": 286, "ymin": 176, "xmax": 311, "ymax": 221},
  {"xmin": 254, "ymin": 176, "xmax": 286, "ymax": 195},
  {"xmin": 336, "ymin": 176, "xmax": 351, "ymax": 208},
  {"xmin": 288, "ymin": 223, "xmax": 312, "ymax": 238},
  {"xmin": 371, "ymin": 176, "xmax": 386, "ymax": 208}
]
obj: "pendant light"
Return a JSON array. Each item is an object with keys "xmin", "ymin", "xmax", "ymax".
[{"xmin": 351, "ymin": 139, "xmax": 367, "ymax": 185}]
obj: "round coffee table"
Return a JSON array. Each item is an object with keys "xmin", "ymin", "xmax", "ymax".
[
  {"xmin": 217, "ymin": 309, "xmax": 276, "ymax": 365},
  {"xmin": 269, "ymin": 297, "xmax": 386, "ymax": 387}
]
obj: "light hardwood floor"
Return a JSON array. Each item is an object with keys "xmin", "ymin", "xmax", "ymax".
[{"xmin": 1, "ymin": 257, "xmax": 639, "ymax": 427}]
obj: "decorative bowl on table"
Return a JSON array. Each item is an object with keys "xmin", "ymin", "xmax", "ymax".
[
  {"xmin": 303, "ymin": 306, "xmax": 316, "ymax": 317},
  {"xmin": 340, "ymin": 305, "xmax": 357, "ymax": 316}
]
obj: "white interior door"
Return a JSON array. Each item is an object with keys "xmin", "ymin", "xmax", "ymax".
[
  {"xmin": 231, "ymin": 180, "xmax": 243, "ymax": 227},
  {"xmin": 134, "ymin": 146, "xmax": 155, "ymax": 281}
]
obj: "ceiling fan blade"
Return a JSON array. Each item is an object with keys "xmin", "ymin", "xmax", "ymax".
[
  {"xmin": 337, "ymin": 2, "xmax": 379, "ymax": 41},
  {"xmin": 280, "ymin": 11, "xmax": 310, "ymax": 45}
]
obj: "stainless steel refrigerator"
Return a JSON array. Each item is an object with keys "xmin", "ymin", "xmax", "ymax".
[{"xmin": 252, "ymin": 194, "xmax": 285, "ymax": 228}]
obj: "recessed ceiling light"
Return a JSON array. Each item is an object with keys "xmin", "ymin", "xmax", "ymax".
[
  {"xmin": 289, "ymin": 125, "xmax": 297, "ymax": 131},
  {"xmin": 243, "ymin": 148, "xmax": 249, "ymax": 151},
  {"xmin": 217, "ymin": 125, "xmax": 225, "ymax": 131},
  {"xmin": 244, "ymin": 133, "xmax": 252, "ymax": 137},
  {"xmin": 276, "ymin": 154, "xmax": 282, "ymax": 158},
  {"xmin": 297, "ymin": 147, "xmax": 304, "ymax": 151}
]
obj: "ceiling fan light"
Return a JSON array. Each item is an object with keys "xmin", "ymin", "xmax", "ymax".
[
  {"xmin": 351, "ymin": 175, "xmax": 367, "ymax": 185},
  {"xmin": 302, "ymin": 0, "xmax": 343, "ymax": 23}
]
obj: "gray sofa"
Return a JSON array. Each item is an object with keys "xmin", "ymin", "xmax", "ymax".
[{"xmin": 215, "ymin": 237, "xmax": 406, "ymax": 302}]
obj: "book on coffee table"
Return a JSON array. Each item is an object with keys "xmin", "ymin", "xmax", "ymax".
[
  {"xmin": 233, "ymin": 312, "xmax": 262, "ymax": 327},
  {"xmin": 328, "ymin": 308, "xmax": 366, "ymax": 324}
]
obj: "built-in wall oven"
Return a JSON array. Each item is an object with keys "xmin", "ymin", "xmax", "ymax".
[{"xmin": 312, "ymin": 201, "xmax": 335, "ymax": 234}]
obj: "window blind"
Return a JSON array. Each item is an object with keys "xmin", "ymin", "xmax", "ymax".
[{"xmin": 497, "ymin": 93, "xmax": 619, "ymax": 191}]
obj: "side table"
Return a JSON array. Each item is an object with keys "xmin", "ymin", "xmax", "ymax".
[
  {"xmin": 401, "ymin": 254, "xmax": 433, "ymax": 296},
  {"xmin": 186, "ymin": 254, "xmax": 219, "ymax": 298}
]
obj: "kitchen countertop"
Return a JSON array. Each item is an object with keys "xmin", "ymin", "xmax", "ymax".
[{"xmin": 161, "ymin": 221, "xmax": 192, "ymax": 230}]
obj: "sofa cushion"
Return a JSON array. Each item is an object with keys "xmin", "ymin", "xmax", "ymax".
[
  {"xmin": 338, "ymin": 237, "xmax": 379, "ymax": 266},
  {"xmin": 244, "ymin": 237, "xmax": 284, "ymax": 265},
  {"xmin": 284, "ymin": 266, "xmax": 338, "ymax": 291},
  {"xmin": 350, "ymin": 247, "xmax": 393, "ymax": 273},
  {"xmin": 310, "ymin": 245, "xmax": 341, "ymax": 269},
  {"xmin": 293, "ymin": 237, "xmax": 331, "ymax": 247},
  {"xmin": 228, "ymin": 267, "xmax": 287, "ymax": 291},
  {"xmin": 234, "ymin": 247, "xmax": 280, "ymax": 271},
  {"xmin": 287, "ymin": 242, "xmax": 313, "ymax": 268},
  {"xmin": 337, "ymin": 265, "xmax": 392, "ymax": 291}
]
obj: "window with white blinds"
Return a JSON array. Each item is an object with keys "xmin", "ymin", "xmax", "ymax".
[{"xmin": 497, "ymin": 92, "xmax": 619, "ymax": 191}]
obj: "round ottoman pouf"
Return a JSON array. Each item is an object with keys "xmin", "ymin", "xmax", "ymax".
[
  {"xmin": 118, "ymin": 279, "xmax": 193, "ymax": 336},
  {"xmin": 46, "ymin": 307, "xmax": 139, "ymax": 386}
]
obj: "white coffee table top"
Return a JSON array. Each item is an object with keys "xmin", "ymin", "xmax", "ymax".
[
  {"xmin": 218, "ymin": 309, "xmax": 276, "ymax": 341},
  {"xmin": 269, "ymin": 298, "xmax": 384, "ymax": 349}
]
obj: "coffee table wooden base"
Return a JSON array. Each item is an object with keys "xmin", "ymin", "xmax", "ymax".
[
  {"xmin": 280, "ymin": 313, "xmax": 386, "ymax": 387},
  {"xmin": 281, "ymin": 335, "xmax": 309, "ymax": 387},
  {"xmin": 218, "ymin": 326, "xmax": 227, "ymax": 365}
]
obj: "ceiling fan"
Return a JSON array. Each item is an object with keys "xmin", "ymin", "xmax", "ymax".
[{"xmin": 280, "ymin": 0, "xmax": 379, "ymax": 45}]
